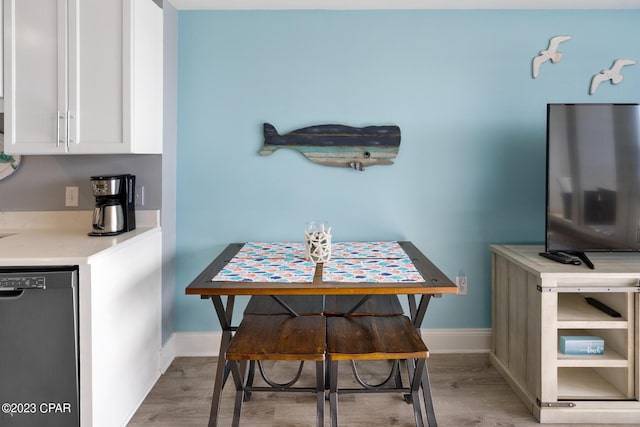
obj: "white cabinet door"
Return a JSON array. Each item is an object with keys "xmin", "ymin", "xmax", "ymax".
[
  {"xmin": 70, "ymin": 0, "xmax": 163, "ymax": 154},
  {"xmin": 69, "ymin": 0, "xmax": 125, "ymax": 153},
  {"xmin": 5, "ymin": 0, "xmax": 67, "ymax": 154},
  {"xmin": 4, "ymin": 0, "xmax": 162, "ymax": 155}
]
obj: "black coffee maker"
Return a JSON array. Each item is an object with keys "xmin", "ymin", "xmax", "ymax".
[{"xmin": 88, "ymin": 174, "xmax": 136, "ymax": 236}]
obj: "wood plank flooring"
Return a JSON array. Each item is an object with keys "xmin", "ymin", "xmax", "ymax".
[{"xmin": 128, "ymin": 353, "xmax": 627, "ymax": 426}]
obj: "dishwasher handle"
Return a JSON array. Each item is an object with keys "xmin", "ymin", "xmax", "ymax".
[{"xmin": 0, "ymin": 289, "xmax": 25, "ymax": 298}]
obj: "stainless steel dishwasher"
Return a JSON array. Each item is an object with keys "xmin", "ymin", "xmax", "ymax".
[{"xmin": 0, "ymin": 266, "xmax": 80, "ymax": 427}]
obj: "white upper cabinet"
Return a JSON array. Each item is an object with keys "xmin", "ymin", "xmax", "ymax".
[{"xmin": 4, "ymin": 0, "xmax": 163, "ymax": 154}]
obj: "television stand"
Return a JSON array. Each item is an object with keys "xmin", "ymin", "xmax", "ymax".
[
  {"xmin": 491, "ymin": 245, "xmax": 640, "ymax": 424},
  {"xmin": 538, "ymin": 251, "xmax": 595, "ymax": 269}
]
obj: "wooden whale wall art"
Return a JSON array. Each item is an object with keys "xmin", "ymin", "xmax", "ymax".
[{"xmin": 259, "ymin": 123, "xmax": 401, "ymax": 171}]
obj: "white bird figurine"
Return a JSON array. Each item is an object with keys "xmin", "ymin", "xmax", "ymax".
[
  {"xmin": 532, "ymin": 35, "xmax": 572, "ymax": 78},
  {"xmin": 590, "ymin": 59, "xmax": 637, "ymax": 95}
]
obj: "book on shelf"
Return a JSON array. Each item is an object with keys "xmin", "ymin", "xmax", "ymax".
[{"xmin": 560, "ymin": 336, "xmax": 604, "ymax": 355}]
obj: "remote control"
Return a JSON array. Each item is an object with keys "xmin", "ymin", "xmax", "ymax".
[
  {"xmin": 585, "ymin": 297, "xmax": 621, "ymax": 318},
  {"xmin": 539, "ymin": 252, "xmax": 581, "ymax": 265}
]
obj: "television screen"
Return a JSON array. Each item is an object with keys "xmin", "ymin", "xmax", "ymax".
[{"xmin": 546, "ymin": 103, "xmax": 640, "ymax": 253}]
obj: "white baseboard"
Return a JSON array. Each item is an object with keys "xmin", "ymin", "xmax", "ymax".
[
  {"xmin": 159, "ymin": 333, "xmax": 177, "ymax": 373},
  {"xmin": 160, "ymin": 329, "xmax": 492, "ymax": 365},
  {"xmin": 421, "ymin": 328, "xmax": 492, "ymax": 354}
]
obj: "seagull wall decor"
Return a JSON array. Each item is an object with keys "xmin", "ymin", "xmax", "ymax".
[
  {"xmin": 590, "ymin": 59, "xmax": 637, "ymax": 95},
  {"xmin": 532, "ymin": 35, "xmax": 572, "ymax": 78}
]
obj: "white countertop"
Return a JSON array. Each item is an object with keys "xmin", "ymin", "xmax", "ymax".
[{"xmin": 0, "ymin": 210, "xmax": 160, "ymax": 266}]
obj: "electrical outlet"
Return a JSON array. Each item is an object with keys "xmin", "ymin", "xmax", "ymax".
[
  {"xmin": 135, "ymin": 185, "xmax": 145, "ymax": 207},
  {"xmin": 456, "ymin": 272, "xmax": 468, "ymax": 295},
  {"xmin": 65, "ymin": 186, "xmax": 79, "ymax": 207}
]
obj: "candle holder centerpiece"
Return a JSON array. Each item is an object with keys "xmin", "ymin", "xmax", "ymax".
[{"xmin": 304, "ymin": 221, "xmax": 332, "ymax": 263}]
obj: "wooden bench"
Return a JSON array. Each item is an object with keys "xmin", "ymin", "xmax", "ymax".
[
  {"xmin": 226, "ymin": 314, "xmax": 326, "ymax": 427},
  {"xmin": 326, "ymin": 315, "xmax": 429, "ymax": 427},
  {"xmin": 324, "ymin": 294, "xmax": 404, "ymax": 316},
  {"xmin": 244, "ymin": 295, "xmax": 324, "ymax": 316}
]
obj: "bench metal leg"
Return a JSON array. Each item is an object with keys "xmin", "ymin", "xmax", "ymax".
[
  {"xmin": 329, "ymin": 360, "xmax": 339, "ymax": 427},
  {"xmin": 410, "ymin": 359, "xmax": 426, "ymax": 427},
  {"xmin": 316, "ymin": 360, "xmax": 325, "ymax": 427},
  {"xmin": 244, "ymin": 361, "xmax": 256, "ymax": 401},
  {"xmin": 228, "ymin": 360, "xmax": 245, "ymax": 427}
]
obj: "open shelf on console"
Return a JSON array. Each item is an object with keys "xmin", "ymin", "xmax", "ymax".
[
  {"xmin": 558, "ymin": 367, "xmax": 633, "ymax": 400},
  {"xmin": 557, "ymin": 293, "xmax": 629, "ymax": 328}
]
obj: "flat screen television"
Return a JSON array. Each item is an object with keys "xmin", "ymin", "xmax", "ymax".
[{"xmin": 544, "ymin": 103, "xmax": 640, "ymax": 268}]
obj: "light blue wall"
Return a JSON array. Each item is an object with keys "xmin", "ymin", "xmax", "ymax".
[{"xmin": 175, "ymin": 10, "xmax": 640, "ymax": 332}]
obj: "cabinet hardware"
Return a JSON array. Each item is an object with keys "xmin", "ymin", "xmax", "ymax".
[
  {"xmin": 68, "ymin": 112, "xmax": 75, "ymax": 145},
  {"xmin": 66, "ymin": 110, "xmax": 70, "ymax": 150},
  {"xmin": 537, "ymin": 399, "xmax": 576, "ymax": 408},
  {"xmin": 56, "ymin": 112, "xmax": 64, "ymax": 148},
  {"xmin": 537, "ymin": 285, "xmax": 640, "ymax": 293}
]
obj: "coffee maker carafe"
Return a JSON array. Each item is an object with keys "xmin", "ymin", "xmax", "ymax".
[{"xmin": 89, "ymin": 174, "xmax": 136, "ymax": 236}]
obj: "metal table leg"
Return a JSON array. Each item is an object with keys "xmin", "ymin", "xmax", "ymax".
[
  {"xmin": 407, "ymin": 294, "xmax": 438, "ymax": 427},
  {"xmin": 207, "ymin": 295, "xmax": 236, "ymax": 427}
]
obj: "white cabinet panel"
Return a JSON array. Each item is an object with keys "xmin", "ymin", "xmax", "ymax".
[
  {"xmin": 81, "ymin": 230, "xmax": 162, "ymax": 427},
  {"xmin": 0, "ymin": 0, "xmax": 4, "ymax": 101}
]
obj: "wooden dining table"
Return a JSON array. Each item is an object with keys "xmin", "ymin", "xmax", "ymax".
[{"xmin": 185, "ymin": 240, "xmax": 457, "ymax": 427}]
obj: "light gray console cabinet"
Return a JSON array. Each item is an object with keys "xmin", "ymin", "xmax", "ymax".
[{"xmin": 490, "ymin": 245, "xmax": 640, "ymax": 424}]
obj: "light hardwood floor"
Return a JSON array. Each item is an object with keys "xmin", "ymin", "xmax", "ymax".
[{"xmin": 128, "ymin": 353, "xmax": 627, "ymax": 427}]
